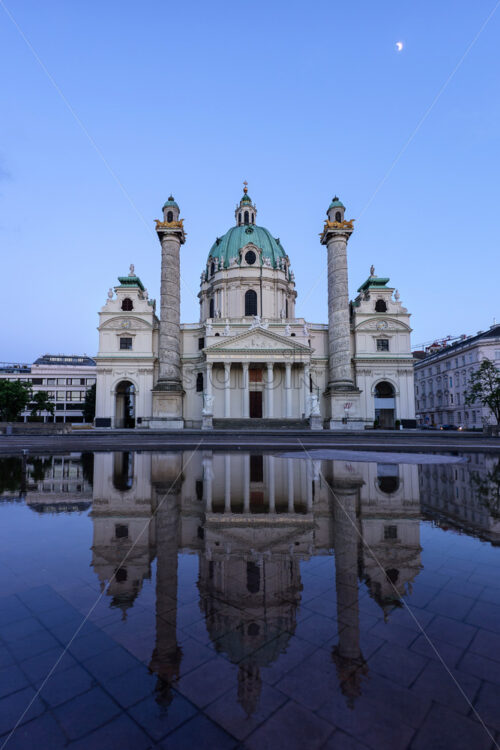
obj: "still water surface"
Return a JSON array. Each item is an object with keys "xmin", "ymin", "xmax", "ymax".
[{"xmin": 0, "ymin": 450, "xmax": 499, "ymax": 749}]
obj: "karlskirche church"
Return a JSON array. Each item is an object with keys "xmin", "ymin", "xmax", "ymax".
[{"xmin": 95, "ymin": 186, "xmax": 415, "ymax": 430}]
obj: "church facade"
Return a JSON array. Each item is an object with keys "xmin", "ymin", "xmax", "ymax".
[{"xmin": 95, "ymin": 188, "xmax": 415, "ymax": 429}]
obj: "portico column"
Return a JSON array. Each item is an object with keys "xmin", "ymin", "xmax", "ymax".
[
  {"xmin": 287, "ymin": 458, "xmax": 294, "ymax": 513},
  {"xmin": 224, "ymin": 454, "xmax": 231, "ymax": 513},
  {"xmin": 303, "ymin": 363, "xmax": 310, "ymax": 418},
  {"xmin": 243, "ymin": 455, "xmax": 250, "ymax": 512},
  {"xmin": 203, "ymin": 453, "xmax": 213, "ymax": 512},
  {"xmin": 306, "ymin": 459, "xmax": 313, "ymax": 512},
  {"xmin": 266, "ymin": 363, "xmax": 274, "ymax": 418},
  {"xmin": 224, "ymin": 362, "xmax": 231, "ymax": 418},
  {"xmin": 285, "ymin": 362, "xmax": 292, "ymax": 418},
  {"xmin": 268, "ymin": 455, "xmax": 275, "ymax": 513},
  {"xmin": 242, "ymin": 363, "xmax": 249, "ymax": 418},
  {"xmin": 206, "ymin": 363, "xmax": 213, "ymax": 398}
]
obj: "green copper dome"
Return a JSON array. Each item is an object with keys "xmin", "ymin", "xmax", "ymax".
[
  {"xmin": 208, "ymin": 225, "xmax": 287, "ymax": 269},
  {"xmin": 240, "ymin": 193, "xmax": 252, "ymax": 203},
  {"xmin": 328, "ymin": 196, "xmax": 345, "ymax": 209},
  {"xmin": 162, "ymin": 195, "xmax": 179, "ymax": 209}
]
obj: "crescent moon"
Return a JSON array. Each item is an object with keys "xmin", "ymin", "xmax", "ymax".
[{"xmin": 396, "ymin": 41, "xmax": 403, "ymax": 51}]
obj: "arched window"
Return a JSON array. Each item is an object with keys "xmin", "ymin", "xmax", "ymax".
[
  {"xmin": 196, "ymin": 373, "xmax": 203, "ymax": 392},
  {"xmin": 374, "ymin": 381, "xmax": 394, "ymax": 398},
  {"xmin": 121, "ymin": 298, "xmax": 133, "ymax": 311},
  {"xmin": 238, "ymin": 212, "xmax": 242, "ymax": 224},
  {"xmin": 209, "ymin": 298, "xmax": 215, "ymax": 318},
  {"xmin": 375, "ymin": 299, "xmax": 387, "ymax": 312},
  {"xmin": 285, "ymin": 299, "xmax": 289, "ymax": 318},
  {"xmin": 251, "ymin": 213, "xmax": 254, "ymax": 223},
  {"xmin": 167, "ymin": 210, "xmax": 173, "ymax": 223},
  {"xmin": 244, "ymin": 210, "xmax": 249, "ymax": 225},
  {"xmin": 245, "ymin": 289, "xmax": 257, "ymax": 316},
  {"xmin": 335, "ymin": 211, "xmax": 342, "ymax": 222},
  {"xmin": 210, "ymin": 262, "xmax": 215, "ymax": 277}
]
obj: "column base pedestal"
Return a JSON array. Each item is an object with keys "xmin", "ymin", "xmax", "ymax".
[
  {"xmin": 309, "ymin": 415, "xmax": 323, "ymax": 431},
  {"xmin": 201, "ymin": 415, "xmax": 213, "ymax": 430},
  {"xmin": 150, "ymin": 385, "xmax": 184, "ymax": 430},
  {"xmin": 326, "ymin": 387, "xmax": 362, "ymax": 431}
]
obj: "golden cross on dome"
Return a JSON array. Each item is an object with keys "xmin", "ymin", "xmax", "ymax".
[{"xmin": 243, "ymin": 180, "xmax": 248, "ymax": 194}]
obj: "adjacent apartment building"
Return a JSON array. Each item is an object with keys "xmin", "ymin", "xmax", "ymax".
[
  {"xmin": 0, "ymin": 355, "xmax": 96, "ymax": 423},
  {"xmin": 413, "ymin": 324, "xmax": 500, "ymax": 427}
]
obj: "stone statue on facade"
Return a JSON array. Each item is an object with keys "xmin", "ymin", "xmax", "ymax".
[
  {"xmin": 284, "ymin": 324, "xmax": 291, "ymax": 336},
  {"xmin": 202, "ymin": 393, "xmax": 214, "ymax": 416},
  {"xmin": 205, "ymin": 321, "xmax": 213, "ymax": 336},
  {"xmin": 250, "ymin": 315, "xmax": 261, "ymax": 329},
  {"xmin": 107, "ymin": 288, "xmax": 113, "ymax": 299},
  {"xmin": 370, "ymin": 265, "xmax": 375, "ymax": 277},
  {"xmin": 129, "ymin": 263, "xmax": 135, "ymax": 276},
  {"xmin": 303, "ymin": 323, "xmax": 310, "ymax": 337},
  {"xmin": 224, "ymin": 320, "xmax": 230, "ymax": 336},
  {"xmin": 394, "ymin": 289, "xmax": 400, "ymax": 302}
]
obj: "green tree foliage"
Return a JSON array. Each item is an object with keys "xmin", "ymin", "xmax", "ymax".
[
  {"xmin": 0, "ymin": 457, "xmax": 23, "ymax": 493},
  {"xmin": 83, "ymin": 383, "xmax": 96, "ymax": 423},
  {"xmin": 465, "ymin": 359, "xmax": 500, "ymax": 424},
  {"xmin": 30, "ymin": 391, "xmax": 55, "ymax": 418},
  {"xmin": 0, "ymin": 381, "xmax": 32, "ymax": 421}
]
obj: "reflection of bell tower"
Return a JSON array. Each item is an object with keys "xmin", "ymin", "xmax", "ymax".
[
  {"xmin": 149, "ymin": 454, "xmax": 183, "ymax": 706},
  {"xmin": 330, "ymin": 471, "xmax": 368, "ymax": 706}
]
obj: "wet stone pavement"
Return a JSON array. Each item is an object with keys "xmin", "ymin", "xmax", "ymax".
[{"xmin": 0, "ymin": 449, "xmax": 499, "ymax": 749}]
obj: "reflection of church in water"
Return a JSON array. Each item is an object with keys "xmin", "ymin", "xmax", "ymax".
[{"xmin": 90, "ymin": 450, "xmax": 422, "ymax": 711}]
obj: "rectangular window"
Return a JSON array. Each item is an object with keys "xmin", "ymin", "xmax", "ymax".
[
  {"xmin": 57, "ymin": 392, "xmax": 65, "ymax": 401},
  {"xmin": 495, "ymin": 350, "xmax": 500, "ymax": 360},
  {"xmin": 115, "ymin": 524, "xmax": 128, "ymax": 539},
  {"xmin": 449, "ymin": 377, "xmax": 452, "ymax": 387},
  {"xmin": 446, "ymin": 361, "xmax": 451, "ymax": 370},
  {"xmin": 384, "ymin": 525, "xmax": 398, "ymax": 540},
  {"xmin": 47, "ymin": 378, "xmax": 56, "ymax": 385},
  {"xmin": 377, "ymin": 339, "xmax": 389, "ymax": 351},
  {"xmin": 249, "ymin": 368, "xmax": 263, "ymax": 382},
  {"xmin": 86, "ymin": 378, "xmax": 96, "ymax": 385},
  {"xmin": 31, "ymin": 378, "xmax": 43, "ymax": 385},
  {"xmin": 120, "ymin": 337, "xmax": 133, "ymax": 350},
  {"xmin": 57, "ymin": 378, "xmax": 66, "ymax": 385},
  {"xmin": 198, "ymin": 337, "xmax": 205, "ymax": 350}
]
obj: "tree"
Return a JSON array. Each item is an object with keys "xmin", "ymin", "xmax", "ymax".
[
  {"xmin": 465, "ymin": 359, "xmax": 500, "ymax": 425},
  {"xmin": 0, "ymin": 381, "xmax": 32, "ymax": 422},
  {"xmin": 83, "ymin": 383, "xmax": 96, "ymax": 423},
  {"xmin": 30, "ymin": 391, "xmax": 55, "ymax": 418}
]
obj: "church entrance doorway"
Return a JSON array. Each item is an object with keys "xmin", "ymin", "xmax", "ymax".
[
  {"xmin": 249, "ymin": 391, "xmax": 262, "ymax": 418},
  {"xmin": 374, "ymin": 381, "xmax": 395, "ymax": 429},
  {"xmin": 115, "ymin": 381, "xmax": 135, "ymax": 428}
]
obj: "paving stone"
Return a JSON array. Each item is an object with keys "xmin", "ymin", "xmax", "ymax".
[
  {"xmin": 458, "ymin": 651, "xmax": 500, "ymax": 687},
  {"xmin": 19, "ymin": 646, "xmax": 77, "ymax": 683},
  {"xmin": 362, "ymin": 673, "xmax": 431, "ymax": 729},
  {"xmin": 156, "ymin": 712, "xmax": 237, "ymax": 749},
  {"xmin": 0, "ymin": 685, "xmax": 45, "ymax": 736},
  {"xmin": 322, "ymin": 731, "xmax": 371, "ymax": 749},
  {"xmin": 473, "ymin": 680, "xmax": 500, "ymax": 733},
  {"xmin": 65, "ymin": 714, "xmax": 151, "ymax": 750},
  {"xmin": 17, "ymin": 586, "xmax": 67, "ymax": 614},
  {"xmin": 245, "ymin": 700, "xmax": 333, "ymax": 750},
  {"xmin": 275, "ymin": 648, "xmax": 343, "ymax": 711},
  {"xmin": 369, "ymin": 620, "xmax": 419, "ymax": 649},
  {"xmin": 411, "ymin": 660, "xmax": 480, "ymax": 714},
  {"xmin": 0, "ymin": 664, "xmax": 29, "ymax": 699},
  {"xmin": 1, "ymin": 712, "xmax": 68, "ymax": 750},
  {"xmin": 317, "ymin": 693, "xmax": 415, "ymax": 750},
  {"xmin": 411, "ymin": 703, "xmax": 493, "ymax": 750},
  {"xmin": 367, "ymin": 642, "xmax": 427, "ymax": 687},
  {"xmin": 0, "ymin": 617, "xmax": 45, "ymax": 643},
  {"xmin": 176, "ymin": 656, "xmax": 238, "ymax": 708},
  {"xmin": 67, "ymin": 629, "xmax": 116, "ymax": 661},
  {"xmin": 103, "ymin": 664, "xmax": 157, "ymax": 708},
  {"xmin": 259, "ymin": 636, "xmax": 317, "ymax": 686},
  {"xmin": 466, "ymin": 600, "xmax": 500, "ymax": 634},
  {"xmin": 410, "ymin": 633, "xmax": 464, "ymax": 668},
  {"xmin": 0, "ymin": 645, "xmax": 15, "ymax": 668},
  {"xmin": 38, "ymin": 664, "xmax": 95, "ymax": 708},
  {"xmin": 82, "ymin": 645, "xmax": 139, "ymax": 682},
  {"xmin": 292, "ymin": 612, "xmax": 337, "ymax": 647},
  {"xmin": 129, "ymin": 690, "xmax": 198, "ymax": 742},
  {"xmin": 7, "ymin": 630, "xmax": 60, "ymax": 661},
  {"xmin": 53, "ymin": 686, "xmax": 121, "ymax": 740},
  {"xmin": 0, "ymin": 596, "xmax": 31, "ymax": 627},
  {"xmin": 425, "ymin": 614, "xmax": 477, "ymax": 649},
  {"xmin": 469, "ymin": 628, "xmax": 500, "ymax": 664},
  {"xmin": 205, "ymin": 681, "xmax": 288, "ymax": 740}
]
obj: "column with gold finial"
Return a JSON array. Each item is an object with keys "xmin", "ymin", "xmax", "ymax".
[
  {"xmin": 320, "ymin": 197, "xmax": 361, "ymax": 430},
  {"xmin": 151, "ymin": 196, "xmax": 185, "ymax": 428}
]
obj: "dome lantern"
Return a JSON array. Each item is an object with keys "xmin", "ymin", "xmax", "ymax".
[
  {"xmin": 327, "ymin": 196, "xmax": 345, "ymax": 223},
  {"xmin": 235, "ymin": 182, "xmax": 257, "ymax": 226},
  {"xmin": 162, "ymin": 195, "xmax": 180, "ymax": 223}
]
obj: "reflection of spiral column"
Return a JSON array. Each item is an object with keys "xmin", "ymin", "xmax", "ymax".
[
  {"xmin": 149, "ymin": 477, "xmax": 182, "ymax": 706},
  {"xmin": 331, "ymin": 476, "xmax": 367, "ymax": 706}
]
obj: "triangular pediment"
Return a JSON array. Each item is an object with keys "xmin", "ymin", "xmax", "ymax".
[{"xmin": 205, "ymin": 327, "xmax": 311, "ymax": 353}]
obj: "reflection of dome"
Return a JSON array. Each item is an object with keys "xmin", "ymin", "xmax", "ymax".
[
  {"xmin": 207, "ymin": 225, "xmax": 287, "ymax": 269},
  {"xmin": 198, "ymin": 555, "xmax": 301, "ymax": 715}
]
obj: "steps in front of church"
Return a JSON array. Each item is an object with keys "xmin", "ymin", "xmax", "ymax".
[{"xmin": 212, "ymin": 418, "xmax": 309, "ymax": 431}]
